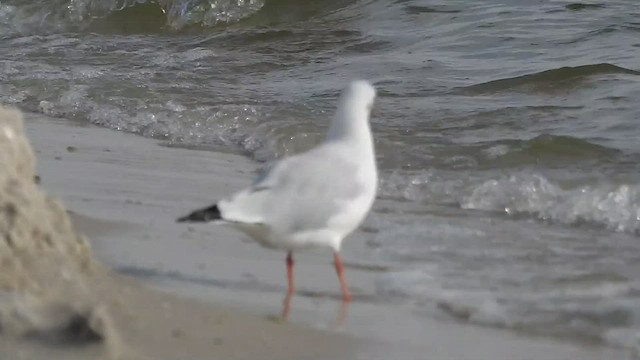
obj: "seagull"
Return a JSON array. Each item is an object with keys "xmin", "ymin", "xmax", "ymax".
[{"xmin": 177, "ymin": 80, "xmax": 377, "ymax": 313}]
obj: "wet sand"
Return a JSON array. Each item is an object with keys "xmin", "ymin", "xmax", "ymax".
[{"xmin": 1, "ymin": 109, "xmax": 629, "ymax": 359}]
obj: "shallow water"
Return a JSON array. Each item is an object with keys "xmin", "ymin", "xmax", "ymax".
[{"xmin": 1, "ymin": 0, "xmax": 640, "ymax": 354}]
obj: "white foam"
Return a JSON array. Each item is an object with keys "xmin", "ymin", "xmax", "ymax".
[
  {"xmin": 462, "ymin": 174, "xmax": 640, "ymax": 234},
  {"xmin": 380, "ymin": 169, "xmax": 640, "ymax": 234}
]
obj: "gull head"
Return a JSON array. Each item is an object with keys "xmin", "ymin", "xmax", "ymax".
[
  {"xmin": 339, "ymin": 80, "xmax": 376, "ymax": 114},
  {"xmin": 329, "ymin": 80, "xmax": 376, "ymax": 142}
]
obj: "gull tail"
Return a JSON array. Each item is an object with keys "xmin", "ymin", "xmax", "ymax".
[{"xmin": 177, "ymin": 204, "xmax": 222, "ymax": 223}]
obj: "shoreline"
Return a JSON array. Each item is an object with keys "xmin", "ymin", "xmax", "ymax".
[
  {"xmin": 2, "ymin": 108, "xmax": 357, "ymax": 360},
  {"xmin": 19, "ymin": 111, "xmax": 631, "ymax": 359}
]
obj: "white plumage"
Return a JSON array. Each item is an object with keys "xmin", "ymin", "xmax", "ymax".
[{"xmin": 178, "ymin": 80, "xmax": 378, "ymax": 308}]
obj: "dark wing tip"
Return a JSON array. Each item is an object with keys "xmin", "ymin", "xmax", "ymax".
[
  {"xmin": 176, "ymin": 204, "xmax": 221, "ymax": 223},
  {"xmin": 176, "ymin": 215, "xmax": 192, "ymax": 223}
]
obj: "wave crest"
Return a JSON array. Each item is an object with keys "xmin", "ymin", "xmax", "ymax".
[
  {"xmin": 462, "ymin": 174, "xmax": 640, "ymax": 234},
  {"xmin": 461, "ymin": 63, "xmax": 640, "ymax": 94},
  {"xmin": 1, "ymin": 0, "xmax": 264, "ymax": 33},
  {"xmin": 380, "ymin": 170, "xmax": 640, "ymax": 235}
]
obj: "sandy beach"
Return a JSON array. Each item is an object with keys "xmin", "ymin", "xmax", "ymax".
[{"xmin": 0, "ymin": 107, "xmax": 625, "ymax": 359}]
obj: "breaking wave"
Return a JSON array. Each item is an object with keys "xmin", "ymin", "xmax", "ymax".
[
  {"xmin": 0, "ymin": 0, "xmax": 265, "ymax": 33},
  {"xmin": 380, "ymin": 170, "xmax": 640, "ymax": 235},
  {"xmin": 461, "ymin": 174, "xmax": 640, "ymax": 234}
]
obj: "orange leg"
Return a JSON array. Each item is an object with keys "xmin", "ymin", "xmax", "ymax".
[
  {"xmin": 286, "ymin": 251, "xmax": 295, "ymax": 296},
  {"xmin": 282, "ymin": 251, "xmax": 294, "ymax": 319},
  {"xmin": 333, "ymin": 252, "xmax": 352, "ymax": 302}
]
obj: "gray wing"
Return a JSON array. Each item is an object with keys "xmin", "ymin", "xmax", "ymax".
[{"xmin": 218, "ymin": 144, "xmax": 365, "ymax": 228}]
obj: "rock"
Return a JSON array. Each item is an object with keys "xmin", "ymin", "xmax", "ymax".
[{"xmin": 0, "ymin": 106, "xmax": 114, "ymax": 351}]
